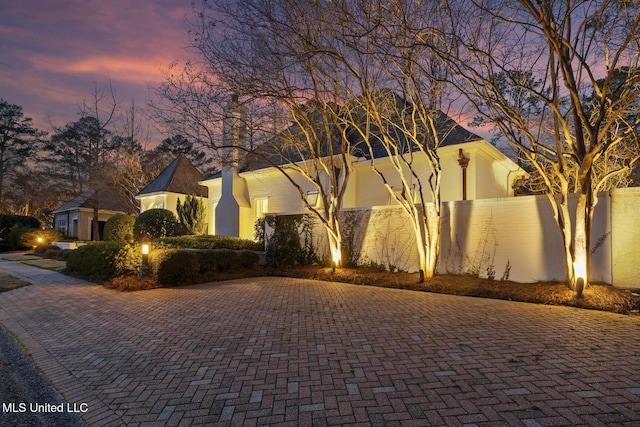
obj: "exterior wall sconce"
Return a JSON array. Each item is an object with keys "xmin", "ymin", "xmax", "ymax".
[{"xmin": 458, "ymin": 149, "xmax": 470, "ymax": 201}]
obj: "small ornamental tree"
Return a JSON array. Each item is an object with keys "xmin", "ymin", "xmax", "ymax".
[
  {"xmin": 133, "ymin": 209, "xmax": 179, "ymax": 240},
  {"xmin": 176, "ymin": 195, "xmax": 207, "ymax": 235}
]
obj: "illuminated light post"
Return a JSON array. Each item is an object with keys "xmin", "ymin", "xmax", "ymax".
[
  {"xmin": 33, "ymin": 236, "xmax": 44, "ymax": 252},
  {"xmin": 139, "ymin": 240, "xmax": 150, "ymax": 278}
]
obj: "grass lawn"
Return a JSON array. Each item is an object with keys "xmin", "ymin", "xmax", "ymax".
[
  {"xmin": 1, "ymin": 254, "xmax": 41, "ymax": 261},
  {"xmin": 22, "ymin": 259, "xmax": 67, "ymax": 272},
  {"xmin": 0, "ymin": 271, "xmax": 30, "ymax": 292}
]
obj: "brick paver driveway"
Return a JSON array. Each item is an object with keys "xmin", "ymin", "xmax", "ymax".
[{"xmin": 0, "ymin": 272, "xmax": 639, "ymax": 426}]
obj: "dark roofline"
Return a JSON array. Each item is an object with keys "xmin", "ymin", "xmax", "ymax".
[{"xmin": 137, "ymin": 155, "xmax": 208, "ymax": 198}]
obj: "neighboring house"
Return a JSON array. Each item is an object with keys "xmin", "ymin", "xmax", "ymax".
[
  {"xmin": 199, "ymin": 95, "xmax": 527, "ymax": 240},
  {"xmin": 52, "ymin": 189, "xmax": 130, "ymax": 240},
  {"xmin": 135, "ymin": 154, "xmax": 209, "ymax": 219}
]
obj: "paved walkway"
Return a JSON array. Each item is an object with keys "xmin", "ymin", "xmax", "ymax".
[{"xmin": 0, "ymin": 257, "xmax": 639, "ymax": 426}]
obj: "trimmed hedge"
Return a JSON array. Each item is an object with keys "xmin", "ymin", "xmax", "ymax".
[
  {"xmin": 34, "ymin": 244, "xmax": 61, "ymax": 255},
  {"xmin": 104, "ymin": 214, "xmax": 136, "ymax": 242},
  {"xmin": 66, "ymin": 242, "xmax": 262, "ymax": 286},
  {"xmin": 149, "ymin": 248, "xmax": 261, "ymax": 286},
  {"xmin": 66, "ymin": 242, "xmax": 141, "ymax": 280},
  {"xmin": 160, "ymin": 235, "xmax": 264, "ymax": 251},
  {"xmin": 193, "ymin": 249, "xmax": 239, "ymax": 272},
  {"xmin": 155, "ymin": 250, "xmax": 200, "ymax": 286},
  {"xmin": 133, "ymin": 209, "xmax": 179, "ymax": 240}
]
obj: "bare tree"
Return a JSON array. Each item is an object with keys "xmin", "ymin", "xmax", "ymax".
[
  {"xmin": 334, "ymin": 0, "xmax": 470, "ymax": 280},
  {"xmin": 430, "ymin": 0, "xmax": 640, "ymax": 293},
  {"xmin": 47, "ymin": 83, "xmax": 122, "ymax": 239},
  {"xmin": 155, "ymin": 0, "xmax": 362, "ymax": 266}
]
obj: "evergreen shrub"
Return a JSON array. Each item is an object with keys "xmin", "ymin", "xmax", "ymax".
[
  {"xmin": 238, "ymin": 250, "xmax": 260, "ymax": 268},
  {"xmin": 0, "ymin": 214, "xmax": 40, "ymax": 240},
  {"xmin": 43, "ymin": 249, "xmax": 61, "ymax": 259},
  {"xmin": 160, "ymin": 235, "xmax": 263, "ymax": 251},
  {"xmin": 57, "ymin": 249, "xmax": 73, "ymax": 261},
  {"xmin": 34, "ymin": 244, "xmax": 61, "ymax": 255},
  {"xmin": 265, "ymin": 214, "xmax": 317, "ymax": 266},
  {"xmin": 155, "ymin": 250, "xmax": 200, "ymax": 286},
  {"xmin": 104, "ymin": 214, "xmax": 136, "ymax": 242},
  {"xmin": 133, "ymin": 209, "xmax": 179, "ymax": 240},
  {"xmin": 7, "ymin": 227, "xmax": 62, "ymax": 250},
  {"xmin": 66, "ymin": 242, "xmax": 141, "ymax": 280}
]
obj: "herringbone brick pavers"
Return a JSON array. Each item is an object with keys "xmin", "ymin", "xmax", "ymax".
[{"xmin": 0, "ymin": 263, "xmax": 639, "ymax": 426}]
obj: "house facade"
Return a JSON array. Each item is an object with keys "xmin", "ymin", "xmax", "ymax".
[
  {"xmin": 198, "ymin": 95, "xmax": 525, "ymax": 240},
  {"xmin": 135, "ymin": 155, "xmax": 209, "ymax": 222},
  {"xmin": 52, "ymin": 189, "xmax": 129, "ymax": 240},
  {"xmin": 199, "ymin": 140, "xmax": 525, "ymax": 240}
]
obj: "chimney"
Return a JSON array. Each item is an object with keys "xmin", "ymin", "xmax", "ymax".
[
  {"xmin": 216, "ymin": 95, "xmax": 250, "ymax": 237},
  {"xmin": 222, "ymin": 94, "xmax": 246, "ymax": 169}
]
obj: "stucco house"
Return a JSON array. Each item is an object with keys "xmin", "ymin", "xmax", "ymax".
[
  {"xmin": 198, "ymin": 95, "xmax": 526, "ymax": 240},
  {"xmin": 52, "ymin": 189, "xmax": 130, "ymax": 240},
  {"xmin": 135, "ymin": 154, "xmax": 208, "ymax": 220}
]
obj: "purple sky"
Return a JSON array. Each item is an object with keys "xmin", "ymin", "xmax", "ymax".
[
  {"xmin": 0, "ymin": 0, "xmax": 495, "ymax": 148},
  {"xmin": 0, "ymin": 0, "xmax": 195, "ymax": 144}
]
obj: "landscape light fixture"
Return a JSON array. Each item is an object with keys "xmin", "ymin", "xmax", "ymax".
[
  {"xmin": 140, "ymin": 239, "xmax": 150, "ymax": 278},
  {"xmin": 573, "ymin": 261, "xmax": 586, "ymax": 297}
]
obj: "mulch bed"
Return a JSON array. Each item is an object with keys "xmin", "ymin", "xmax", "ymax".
[{"xmin": 102, "ymin": 264, "xmax": 639, "ymax": 314}]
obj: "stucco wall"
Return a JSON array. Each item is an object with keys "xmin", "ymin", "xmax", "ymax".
[
  {"xmin": 305, "ymin": 191, "xmax": 622, "ymax": 286},
  {"xmin": 439, "ymin": 194, "xmax": 611, "ymax": 283},
  {"xmin": 611, "ymin": 187, "xmax": 640, "ymax": 288}
]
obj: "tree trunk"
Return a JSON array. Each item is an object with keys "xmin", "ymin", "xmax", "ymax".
[
  {"xmin": 92, "ymin": 195, "xmax": 100, "ymax": 241},
  {"xmin": 571, "ymin": 192, "xmax": 590, "ymax": 295},
  {"xmin": 327, "ymin": 230, "xmax": 342, "ymax": 269}
]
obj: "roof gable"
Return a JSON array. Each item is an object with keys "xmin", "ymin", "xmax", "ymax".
[
  {"xmin": 52, "ymin": 188, "xmax": 130, "ymax": 214},
  {"xmin": 137, "ymin": 155, "xmax": 208, "ymax": 198},
  {"xmin": 236, "ymin": 91, "xmax": 482, "ymax": 172}
]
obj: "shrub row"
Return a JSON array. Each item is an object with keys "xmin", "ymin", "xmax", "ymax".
[
  {"xmin": 34, "ymin": 244, "xmax": 72, "ymax": 261},
  {"xmin": 65, "ymin": 242, "xmax": 260, "ymax": 284},
  {"xmin": 153, "ymin": 249, "xmax": 260, "ymax": 286},
  {"xmin": 159, "ymin": 235, "xmax": 264, "ymax": 251},
  {"xmin": 66, "ymin": 242, "xmax": 141, "ymax": 280}
]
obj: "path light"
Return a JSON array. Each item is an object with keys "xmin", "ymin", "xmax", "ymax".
[
  {"xmin": 33, "ymin": 236, "xmax": 44, "ymax": 252},
  {"xmin": 139, "ymin": 239, "xmax": 150, "ymax": 278}
]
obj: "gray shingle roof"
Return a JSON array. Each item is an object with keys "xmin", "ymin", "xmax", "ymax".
[
  {"xmin": 137, "ymin": 155, "xmax": 208, "ymax": 198},
  {"xmin": 52, "ymin": 189, "xmax": 130, "ymax": 214},
  {"xmin": 235, "ymin": 91, "xmax": 481, "ymax": 173}
]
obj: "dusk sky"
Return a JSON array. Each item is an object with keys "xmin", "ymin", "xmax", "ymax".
[{"xmin": 0, "ymin": 0, "xmax": 196, "ymax": 143}]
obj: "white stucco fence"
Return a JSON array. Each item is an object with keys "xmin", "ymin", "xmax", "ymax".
[{"xmin": 302, "ymin": 188, "xmax": 639, "ymax": 288}]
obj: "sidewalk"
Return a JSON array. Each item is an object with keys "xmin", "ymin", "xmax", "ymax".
[{"xmin": 0, "ymin": 256, "xmax": 639, "ymax": 426}]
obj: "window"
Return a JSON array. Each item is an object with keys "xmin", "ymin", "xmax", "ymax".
[{"xmin": 254, "ymin": 197, "xmax": 268, "ymax": 219}]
